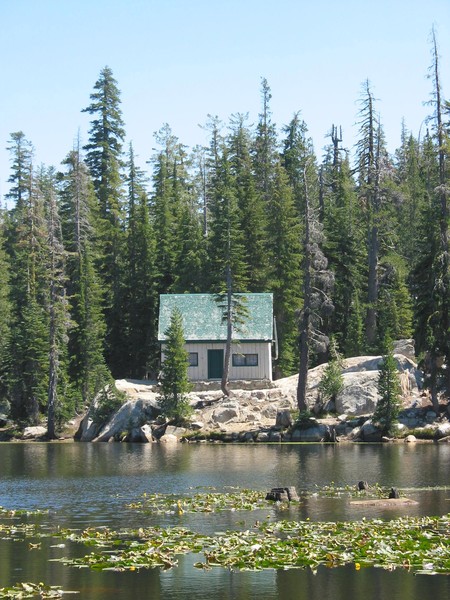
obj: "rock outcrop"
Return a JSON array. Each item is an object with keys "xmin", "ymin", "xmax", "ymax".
[{"xmin": 72, "ymin": 347, "xmax": 440, "ymax": 443}]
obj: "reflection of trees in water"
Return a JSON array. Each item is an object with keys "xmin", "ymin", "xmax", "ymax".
[
  {"xmin": 162, "ymin": 554, "xmax": 277, "ymax": 600},
  {"xmin": 277, "ymin": 562, "xmax": 450, "ymax": 600}
]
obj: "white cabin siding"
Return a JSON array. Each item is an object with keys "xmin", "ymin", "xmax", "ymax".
[{"xmin": 162, "ymin": 341, "xmax": 272, "ymax": 381}]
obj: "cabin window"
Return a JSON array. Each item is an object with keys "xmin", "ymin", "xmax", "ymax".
[
  {"xmin": 232, "ymin": 353, "xmax": 258, "ymax": 367},
  {"xmin": 188, "ymin": 352, "xmax": 198, "ymax": 367}
]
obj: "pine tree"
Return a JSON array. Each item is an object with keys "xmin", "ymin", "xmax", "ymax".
[
  {"xmin": 345, "ymin": 293, "xmax": 365, "ymax": 358},
  {"xmin": 427, "ymin": 28, "xmax": 450, "ymax": 397},
  {"xmin": 410, "ymin": 30, "xmax": 450, "ymax": 407},
  {"xmin": 282, "ymin": 112, "xmax": 318, "ymax": 217},
  {"xmin": 355, "ymin": 83, "xmax": 404, "ymax": 354},
  {"xmin": 394, "ymin": 125, "xmax": 426, "ymax": 262},
  {"xmin": 206, "ymin": 143, "xmax": 249, "ymax": 395},
  {"xmin": 377, "ymin": 260, "xmax": 413, "ymax": 344},
  {"xmin": 207, "ymin": 147, "xmax": 248, "ymax": 293},
  {"xmin": 0, "ymin": 209, "xmax": 11, "ymax": 401},
  {"xmin": 158, "ymin": 308, "xmax": 192, "ymax": 422},
  {"xmin": 297, "ymin": 161, "xmax": 334, "ymax": 412},
  {"xmin": 40, "ymin": 169, "xmax": 72, "ymax": 437},
  {"xmin": 173, "ymin": 195, "xmax": 207, "ymax": 293},
  {"xmin": 150, "ymin": 124, "xmax": 193, "ymax": 294},
  {"xmin": 123, "ymin": 143, "xmax": 158, "ymax": 378},
  {"xmin": 228, "ymin": 113, "xmax": 268, "ymax": 291},
  {"xmin": 59, "ymin": 146, "xmax": 111, "ymax": 408},
  {"xmin": 82, "ymin": 66, "xmax": 126, "ymax": 376},
  {"xmin": 5, "ymin": 131, "xmax": 34, "ymax": 213},
  {"xmin": 318, "ymin": 337, "xmax": 344, "ymax": 407},
  {"xmin": 253, "ymin": 78, "xmax": 278, "ymax": 205},
  {"xmin": 355, "ymin": 81, "xmax": 383, "ymax": 348},
  {"xmin": 322, "ymin": 128, "xmax": 366, "ymax": 356},
  {"xmin": 266, "ymin": 162, "xmax": 302, "ymax": 376},
  {"xmin": 4, "ymin": 136, "xmax": 52, "ymax": 424},
  {"xmin": 373, "ymin": 338, "xmax": 401, "ymax": 435}
]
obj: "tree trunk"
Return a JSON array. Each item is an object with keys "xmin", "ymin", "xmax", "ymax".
[
  {"xmin": 297, "ymin": 170, "xmax": 312, "ymax": 413},
  {"xmin": 431, "ymin": 28, "xmax": 449, "ymax": 399},
  {"xmin": 221, "ymin": 265, "xmax": 232, "ymax": 396},
  {"xmin": 297, "ymin": 306, "xmax": 310, "ymax": 413},
  {"xmin": 47, "ymin": 285, "xmax": 58, "ymax": 439},
  {"xmin": 365, "ymin": 223, "xmax": 378, "ymax": 346}
]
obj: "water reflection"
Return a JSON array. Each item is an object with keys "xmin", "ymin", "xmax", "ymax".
[{"xmin": 0, "ymin": 442, "xmax": 449, "ymax": 599}]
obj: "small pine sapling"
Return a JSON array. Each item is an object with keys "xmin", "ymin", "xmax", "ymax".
[
  {"xmin": 318, "ymin": 338, "xmax": 344, "ymax": 408},
  {"xmin": 158, "ymin": 308, "xmax": 192, "ymax": 423},
  {"xmin": 373, "ymin": 338, "xmax": 401, "ymax": 436}
]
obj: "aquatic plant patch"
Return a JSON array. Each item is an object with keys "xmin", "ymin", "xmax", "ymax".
[
  {"xmin": 312, "ymin": 483, "xmax": 389, "ymax": 498},
  {"xmin": 0, "ymin": 507, "xmax": 48, "ymax": 517},
  {"xmin": 125, "ymin": 488, "xmax": 270, "ymax": 514},
  {"xmin": 3, "ymin": 492, "xmax": 450, "ymax": 577},
  {"xmin": 56, "ymin": 526, "xmax": 209, "ymax": 571},
  {"xmin": 54, "ymin": 513, "xmax": 450, "ymax": 575},
  {"xmin": 249, "ymin": 514, "xmax": 450, "ymax": 574},
  {"xmin": 0, "ymin": 523, "xmax": 44, "ymax": 541},
  {"xmin": 123, "ymin": 483, "xmax": 401, "ymax": 515},
  {"xmin": 0, "ymin": 581, "xmax": 78, "ymax": 598}
]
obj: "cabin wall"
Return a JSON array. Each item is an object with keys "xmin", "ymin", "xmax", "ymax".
[{"xmin": 161, "ymin": 341, "xmax": 272, "ymax": 381}]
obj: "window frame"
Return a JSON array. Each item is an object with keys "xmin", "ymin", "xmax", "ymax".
[
  {"xmin": 188, "ymin": 352, "xmax": 199, "ymax": 367},
  {"xmin": 232, "ymin": 353, "xmax": 259, "ymax": 367}
]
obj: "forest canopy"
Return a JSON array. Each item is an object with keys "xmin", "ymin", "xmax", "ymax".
[{"xmin": 0, "ymin": 32, "xmax": 449, "ymax": 431}]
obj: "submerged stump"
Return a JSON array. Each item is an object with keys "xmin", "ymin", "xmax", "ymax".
[{"xmin": 266, "ymin": 486, "xmax": 299, "ymax": 502}]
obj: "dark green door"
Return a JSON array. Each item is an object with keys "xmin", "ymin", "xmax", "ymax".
[{"xmin": 208, "ymin": 349, "xmax": 224, "ymax": 379}]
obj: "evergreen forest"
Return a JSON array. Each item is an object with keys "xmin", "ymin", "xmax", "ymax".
[{"xmin": 0, "ymin": 33, "xmax": 449, "ymax": 435}]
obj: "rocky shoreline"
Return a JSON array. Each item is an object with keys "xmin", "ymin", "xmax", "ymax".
[
  {"xmin": 72, "ymin": 351, "xmax": 449, "ymax": 445},
  {"xmin": 2, "ymin": 349, "xmax": 449, "ymax": 444}
]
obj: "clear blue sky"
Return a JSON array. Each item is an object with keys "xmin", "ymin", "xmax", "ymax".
[{"xmin": 1, "ymin": 0, "xmax": 449, "ymax": 200}]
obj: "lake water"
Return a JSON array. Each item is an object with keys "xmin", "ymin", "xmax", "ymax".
[{"xmin": 0, "ymin": 442, "xmax": 449, "ymax": 599}]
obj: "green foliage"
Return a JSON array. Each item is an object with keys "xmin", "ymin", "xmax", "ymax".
[
  {"xmin": 373, "ymin": 339, "xmax": 401, "ymax": 435},
  {"xmin": 158, "ymin": 308, "xmax": 192, "ymax": 422},
  {"xmin": 59, "ymin": 148, "xmax": 111, "ymax": 409},
  {"xmin": 0, "ymin": 581, "xmax": 68, "ymax": 598},
  {"xmin": 405, "ymin": 427, "xmax": 437, "ymax": 440},
  {"xmin": 318, "ymin": 338, "xmax": 344, "ymax": 403},
  {"xmin": 1, "ymin": 53, "xmax": 449, "ymax": 427},
  {"xmin": 0, "ymin": 214, "xmax": 11, "ymax": 399},
  {"xmin": 322, "ymin": 149, "xmax": 366, "ymax": 356},
  {"xmin": 50, "ymin": 490, "xmax": 450, "ymax": 576},
  {"xmin": 266, "ymin": 162, "xmax": 302, "ymax": 376},
  {"xmin": 151, "ymin": 125, "xmax": 187, "ymax": 293},
  {"xmin": 344, "ymin": 293, "xmax": 365, "ymax": 357},
  {"xmin": 122, "ymin": 144, "xmax": 159, "ymax": 378},
  {"xmin": 229, "ymin": 113, "xmax": 268, "ymax": 291},
  {"xmin": 377, "ymin": 258, "xmax": 413, "ymax": 347},
  {"xmin": 126, "ymin": 488, "xmax": 268, "ymax": 514},
  {"xmin": 83, "ymin": 66, "xmax": 127, "ymax": 377},
  {"xmin": 207, "ymin": 148, "xmax": 248, "ymax": 293},
  {"xmin": 91, "ymin": 384, "xmax": 125, "ymax": 426},
  {"xmin": 293, "ymin": 410, "xmax": 315, "ymax": 429}
]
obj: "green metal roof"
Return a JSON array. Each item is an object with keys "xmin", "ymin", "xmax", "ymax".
[{"xmin": 158, "ymin": 293, "xmax": 273, "ymax": 342}]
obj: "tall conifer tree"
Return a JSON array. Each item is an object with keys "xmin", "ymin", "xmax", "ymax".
[
  {"xmin": 0, "ymin": 209, "xmax": 11, "ymax": 401},
  {"xmin": 59, "ymin": 146, "xmax": 111, "ymax": 408},
  {"xmin": 82, "ymin": 66, "xmax": 126, "ymax": 376},
  {"xmin": 6, "ymin": 157, "xmax": 50, "ymax": 423},
  {"xmin": 253, "ymin": 78, "xmax": 278, "ymax": 206},
  {"xmin": 123, "ymin": 143, "xmax": 159, "ymax": 377},
  {"xmin": 322, "ymin": 128, "xmax": 366, "ymax": 356},
  {"xmin": 228, "ymin": 113, "xmax": 268, "ymax": 291},
  {"xmin": 266, "ymin": 162, "xmax": 302, "ymax": 376}
]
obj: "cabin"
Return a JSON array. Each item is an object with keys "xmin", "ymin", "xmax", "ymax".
[{"xmin": 158, "ymin": 293, "xmax": 275, "ymax": 382}]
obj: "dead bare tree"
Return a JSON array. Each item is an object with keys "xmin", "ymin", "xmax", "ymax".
[{"xmin": 297, "ymin": 161, "xmax": 334, "ymax": 413}]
